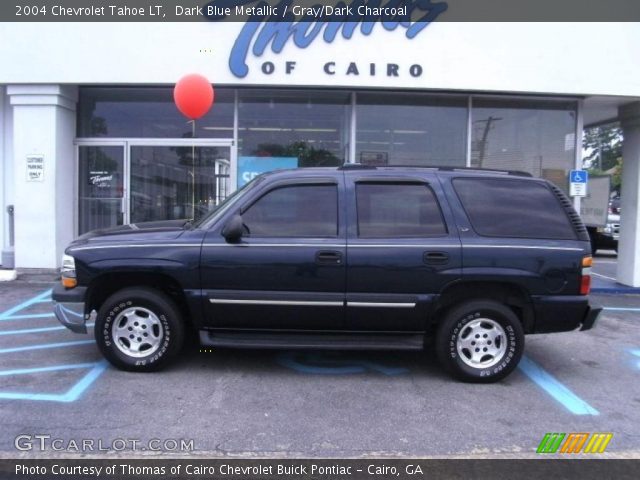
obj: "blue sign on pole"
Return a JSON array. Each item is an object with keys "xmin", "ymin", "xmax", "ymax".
[
  {"xmin": 237, "ymin": 156, "xmax": 298, "ymax": 187},
  {"xmin": 569, "ymin": 169, "xmax": 588, "ymax": 197}
]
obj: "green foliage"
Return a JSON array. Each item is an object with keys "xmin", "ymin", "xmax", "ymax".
[
  {"xmin": 583, "ymin": 124, "xmax": 622, "ymax": 172},
  {"xmin": 583, "ymin": 124, "xmax": 623, "ymax": 192},
  {"xmin": 253, "ymin": 141, "xmax": 341, "ymax": 167}
]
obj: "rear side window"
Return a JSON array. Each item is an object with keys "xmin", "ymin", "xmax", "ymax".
[
  {"xmin": 452, "ymin": 177, "xmax": 577, "ymax": 239},
  {"xmin": 242, "ymin": 184, "xmax": 338, "ymax": 237},
  {"xmin": 356, "ymin": 183, "xmax": 447, "ymax": 237}
]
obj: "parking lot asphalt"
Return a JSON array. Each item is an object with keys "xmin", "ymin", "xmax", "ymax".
[{"xmin": 0, "ymin": 259, "xmax": 639, "ymax": 459}]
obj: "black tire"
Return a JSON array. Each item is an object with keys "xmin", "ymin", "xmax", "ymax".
[
  {"xmin": 589, "ymin": 231, "xmax": 598, "ymax": 256},
  {"xmin": 95, "ymin": 287, "xmax": 185, "ymax": 372},
  {"xmin": 435, "ymin": 300, "xmax": 524, "ymax": 383}
]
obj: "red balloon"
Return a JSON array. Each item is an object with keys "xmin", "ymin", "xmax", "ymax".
[{"xmin": 173, "ymin": 74, "xmax": 214, "ymax": 120}]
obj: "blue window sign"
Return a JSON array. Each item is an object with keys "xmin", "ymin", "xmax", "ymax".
[{"xmin": 238, "ymin": 156, "xmax": 298, "ymax": 187}]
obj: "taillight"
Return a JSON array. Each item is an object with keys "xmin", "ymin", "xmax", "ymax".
[{"xmin": 580, "ymin": 256, "xmax": 592, "ymax": 295}]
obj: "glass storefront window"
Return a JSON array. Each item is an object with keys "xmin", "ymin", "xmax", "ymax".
[
  {"xmin": 356, "ymin": 93, "xmax": 468, "ymax": 166},
  {"xmin": 78, "ymin": 146, "xmax": 124, "ymax": 234},
  {"xmin": 78, "ymin": 87, "xmax": 234, "ymax": 138},
  {"xmin": 130, "ymin": 145, "xmax": 231, "ymax": 224},
  {"xmin": 471, "ymin": 98, "xmax": 577, "ymax": 191},
  {"xmin": 237, "ymin": 89, "xmax": 350, "ymax": 170}
]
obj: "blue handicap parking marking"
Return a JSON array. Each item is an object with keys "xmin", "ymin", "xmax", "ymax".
[
  {"xmin": 0, "ymin": 289, "xmax": 106, "ymax": 403},
  {"xmin": 0, "ymin": 289, "xmax": 52, "ymax": 321},
  {"xmin": 0, "ymin": 361, "xmax": 108, "ymax": 402},
  {"xmin": 518, "ymin": 356, "xmax": 599, "ymax": 416},
  {"xmin": 629, "ymin": 349, "xmax": 640, "ymax": 370},
  {"xmin": 277, "ymin": 351, "xmax": 409, "ymax": 376}
]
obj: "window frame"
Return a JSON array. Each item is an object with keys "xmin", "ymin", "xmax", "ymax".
[
  {"xmin": 238, "ymin": 180, "xmax": 340, "ymax": 239},
  {"xmin": 354, "ymin": 180, "xmax": 448, "ymax": 239}
]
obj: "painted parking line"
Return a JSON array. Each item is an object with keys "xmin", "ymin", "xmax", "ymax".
[
  {"xmin": 0, "ymin": 340, "xmax": 94, "ymax": 355},
  {"xmin": 4, "ymin": 313, "xmax": 55, "ymax": 320},
  {"xmin": 602, "ymin": 307, "xmax": 640, "ymax": 312},
  {"xmin": 0, "ymin": 323, "xmax": 94, "ymax": 337},
  {"xmin": 518, "ymin": 356, "xmax": 599, "ymax": 416},
  {"xmin": 0, "ymin": 362, "xmax": 97, "ymax": 377},
  {"xmin": 0, "ymin": 290, "xmax": 107, "ymax": 403},
  {"xmin": 0, "ymin": 361, "xmax": 108, "ymax": 403},
  {"xmin": 592, "ymin": 272, "xmax": 617, "ymax": 281},
  {"xmin": 0, "ymin": 289, "xmax": 52, "ymax": 321}
]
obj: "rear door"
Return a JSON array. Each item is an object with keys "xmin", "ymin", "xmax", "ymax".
[{"xmin": 344, "ymin": 172, "xmax": 462, "ymax": 331}]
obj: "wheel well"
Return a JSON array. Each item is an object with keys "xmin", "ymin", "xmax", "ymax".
[
  {"xmin": 86, "ymin": 273, "xmax": 192, "ymax": 326},
  {"xmin": 433, "ymin": 282, "xmax": 534, "ymax": 334}
]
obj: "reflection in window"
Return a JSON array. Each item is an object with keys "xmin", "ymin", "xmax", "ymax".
[
  {"xmin": 130, "ymin": 146, "xmax": 230, "ymax": 223},
  {"xmin": 453, "ymin": 178, "xmax": 577, "ymax": 239},
  {"xmin": 238, "ymin": 90, "xmax": 350, "ymax": 168},
  {"xmin": 356, "ymin": 94, "xmax": 467, "ymax": 166},
  {"xmin": 243, "ymin": 185, "xmax": 338, "ymax": 237},
  {"xmin": 471, "ymin": 99, "xmax": 577, "ymax": 192},
  {"xmin": 356, "ymin": 183, "xmax": 447, "ymax": 237},
  {"xmin": 78, "ymin": 87, "xmax": 234, "ymax": 138},
  {"xmin": 78, "ymin": 146, "xmax": 124, "ymax": 234}
]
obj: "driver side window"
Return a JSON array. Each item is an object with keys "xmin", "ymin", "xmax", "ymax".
[{"xmin": 242, "ymin": 184, "xmax": 338, "ymax": 237}]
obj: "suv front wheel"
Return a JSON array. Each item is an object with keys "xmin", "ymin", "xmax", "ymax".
[
  {"xmin": 95, "ymin": 287, "xmax": 185, "ymax": 372},
  {"xmin": 435, "ymin": 300, "xmax": 524, "ymax": 383}
]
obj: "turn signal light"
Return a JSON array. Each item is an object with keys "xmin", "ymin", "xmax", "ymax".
[{"xmin": 61, "ymin": 276, "xmax": 77, "ymax": 289}]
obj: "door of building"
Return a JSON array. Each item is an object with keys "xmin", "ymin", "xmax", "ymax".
[{"xmin": 76, "ymin": 139, "xmax": 235, "ymax": 235}]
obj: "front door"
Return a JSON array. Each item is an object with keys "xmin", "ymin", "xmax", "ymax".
[
  {"xmin": 200, "ymin": 177, "xmax": 347, "ymax": 330},
  {"xmin": 78, "ymin": 145, "xmax": 125, "ymax": 235}
]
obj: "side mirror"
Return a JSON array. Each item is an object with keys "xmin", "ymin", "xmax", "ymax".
[{"xmin": 222, "ymin": 214, "xmax": 244, "ymax": 243}]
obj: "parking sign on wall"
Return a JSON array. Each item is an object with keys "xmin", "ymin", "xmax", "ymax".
[{"xmin": 569, "ymin": 170, "xmax": 588, "ymax": 197}]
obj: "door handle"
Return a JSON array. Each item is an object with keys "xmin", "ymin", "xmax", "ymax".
[
  {"xmin": 316, "ymin": 250, "xmax": 343, "ymax": 265},
  {"xmin": 423, "ymin": 251, "xmax": 449, "ymax": 265}
]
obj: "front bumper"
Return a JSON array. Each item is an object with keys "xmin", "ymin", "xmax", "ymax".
[
  {"xmin": 532, "ymin": 295, "xmax": 602, "ymax": 333},
  {"xmin": 52, "ymin": 284, "xmax": 89, "ymax": 334}
]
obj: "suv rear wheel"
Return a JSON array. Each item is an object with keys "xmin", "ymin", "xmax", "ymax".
[
  {"xmin": 95, "ymin": 287, "xmax": 185, "ymax": 372},
  {"xmin": 435, "ymin": 300, "xmax": 524, "ymax": 383}
]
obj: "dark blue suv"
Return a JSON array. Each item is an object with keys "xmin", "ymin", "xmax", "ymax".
[{"xmin": 53, "ymin": 166, "xmax": 601, "ymax": 382}]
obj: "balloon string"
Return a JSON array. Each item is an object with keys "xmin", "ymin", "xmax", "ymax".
[{"xmin": 191, "ymin": 120, "xmax": 196, "ymax": 220}]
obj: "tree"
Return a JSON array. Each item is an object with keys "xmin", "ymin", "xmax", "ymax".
[{"xmin": 583, "ymin": 123, "xmax": 623, "ymax": 192}]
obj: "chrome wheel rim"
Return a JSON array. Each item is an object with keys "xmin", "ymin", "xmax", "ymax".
[
  {"xmin": 456, "ymin": 318, "xmax": 507, "ymax": 369},
  {"xmin": 111, "ymin": 307, "xmax": 163, "ymax": 358}
]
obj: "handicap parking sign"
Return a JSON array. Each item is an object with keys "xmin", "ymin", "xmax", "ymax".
[{"xmin": 569, "ymin": 169, "xmax": 588, "ymax": 197}]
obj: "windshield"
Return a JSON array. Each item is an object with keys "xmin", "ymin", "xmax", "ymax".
[{"xmin": 191, "ymin": 176, "xmax": 263, "ymax": 229}]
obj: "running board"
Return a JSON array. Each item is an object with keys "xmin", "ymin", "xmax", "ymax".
[{"xmin": 199, "ymin": 331, "xmax": 424, "ymax": 350}]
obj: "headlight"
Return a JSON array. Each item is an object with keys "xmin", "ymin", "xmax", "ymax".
[{"xmin": 61, "ymin": 254, "xmax": 77, "ymax": 288}]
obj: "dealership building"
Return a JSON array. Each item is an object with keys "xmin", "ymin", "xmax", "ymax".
[{"xmin": 1, "ymin": 21, "xmax": 640, "ymax": 284}]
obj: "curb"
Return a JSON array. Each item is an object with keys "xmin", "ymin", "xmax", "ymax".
[{"xmin": 591, "ymin": 287, "xmax": 640, "ymax": 295}]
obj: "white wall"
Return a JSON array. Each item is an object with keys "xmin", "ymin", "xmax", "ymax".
[
  {"xmin": 0, "ymin": 22, "xmax": 639, "ymax": 97},
  {"xmin": 0, "ymin": 87, "xmax": 4, "ymax": 263},
  {"xmin": 9, "ymin": 85, "xmax": 77, "ymax": 269}
]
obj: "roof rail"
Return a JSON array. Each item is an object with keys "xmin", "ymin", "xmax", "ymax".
[
  {"xmin": 338, "ymin": 163, "xmax": 377, "ymax": 170},
  {"xmin": 437, "ymin": 166, "xmax": 533, "ymax": 177},
  {"xmin": 338, "ymin": 163, "xmax": 532, "ymax": 177}
]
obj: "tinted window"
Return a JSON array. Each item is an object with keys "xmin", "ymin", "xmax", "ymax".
[
  {"xmin": 356, "ymin": 183, "xmax": 447, "ymax": 237},
  {"xmin": 453, "ymin": 178, "xmax": 576, "ymax": 239},
  {"xmin": 243, "ymin": 185, "xmax": 338, "ymax": 237}
]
